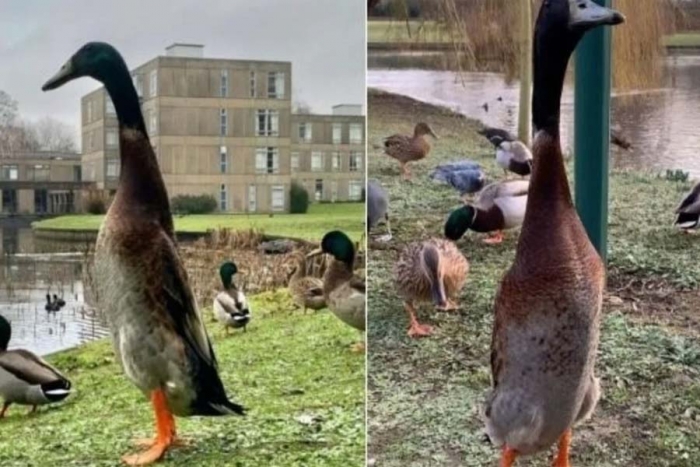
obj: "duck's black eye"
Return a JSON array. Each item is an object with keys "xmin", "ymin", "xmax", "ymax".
[{"xmin": 578, "ymin": 2, "xmax": 587, "ymax": 8}]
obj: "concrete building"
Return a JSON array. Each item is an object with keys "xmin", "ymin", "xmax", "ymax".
[
  {"xmin": 0, "ymin": 152, "xmax": 89, "ymax": 214},
  {"xmin": 81, "ymin": 43, "xmax": 365, "ymax": 213}
]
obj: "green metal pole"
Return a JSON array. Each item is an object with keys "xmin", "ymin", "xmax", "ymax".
[{"xmin": 574, "ymin": 0, "xmax": 613, "ymax": 262}]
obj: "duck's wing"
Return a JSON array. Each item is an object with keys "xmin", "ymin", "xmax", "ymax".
[
  {"xmin": 0, "ymin": 349, "xmax": 67, "ymax": 385},
  {"xmin": 676, "ymin": 183, "xmax": 700, "ymax": 214},
  {"xmin": 477, "ymin": 180, "xmax": 529, "ymax": 209},
  {"xmin": 301, "ymin": 277, "xmax": 325, "ymax": 297},
  {"xmin": 383, "ymin": 134, "xmax": 410, "ymax": 149},
  {"xmin": 214, "ymin": 291, "xmax": 239, "ymax": 316},
  {"xmin": 156, "ymin": 232, "xmax": 244, "ymax": 415}
]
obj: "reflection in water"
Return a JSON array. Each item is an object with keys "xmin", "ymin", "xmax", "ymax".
[
  {"xmin": 0, "ymin": 225, "xmax": 108, "ymax": 356},
  {"xmin": 368, "ymin": 54, "xmax": 700, "ymax": 177}
]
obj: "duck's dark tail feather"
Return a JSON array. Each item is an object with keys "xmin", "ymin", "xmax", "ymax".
[
  {"xmin": 42, "ymin": 379, "xmax": 72, "ymax": 402},
  {"xmin": 187, "ymin": 342, "xmax": 246, "ymax": 417},
  {"xmin": 675, "ymin": 212, "xmax": 700, "ymax": 230}
]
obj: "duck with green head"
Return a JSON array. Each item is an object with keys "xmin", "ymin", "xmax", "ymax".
[
  {"xmin": 43, "ymin": 42, "xmax": 244, "ymax": 465},
  {"xmin": 0, "ymin": 314, "xmax": 72, "ymax": 418},
  {"xmin": 484, "ymin": 2, "xmax": 624, "ymax": 466},
  {"xmin": 307, "ymin": 231, "xmax": 365, "ymax": 351},
  {"xmin": 213, "ymin": 262, "xmax": 251, "ymax": 335}
]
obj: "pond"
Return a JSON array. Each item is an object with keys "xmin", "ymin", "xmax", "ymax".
[
  {"xmin": 0, "ymin": 221, "xmax": 108, "ymax": 356},
  {"xmin": 368, "ymin": 52, "xmax": 700, "ymax": 178}
]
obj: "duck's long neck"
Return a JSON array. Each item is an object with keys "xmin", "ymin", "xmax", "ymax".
[{"xmin": 103, "ymin": 62, "xmax": 172, "ymax": 232}]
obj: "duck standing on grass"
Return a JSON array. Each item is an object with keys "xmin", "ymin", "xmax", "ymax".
[
  {"xmin": 0, "ymin": 314, "xmax": 72, "ymax": 417},
  {"xmin": 307, "ymin": 231, "xmax": 365, "ymax": 351},
  {"xmin": 43, "ymin": 42, "xmax": 244, "ymax": 465},
  {"xmin": 213, "ymin": 262, "xmax": 251, "ymax": 334},
  {"xmin": 383, "ymin": 122, "xmax": 438, "ymax": 180},
  {"xmin": 496, "ymin": 140, "xmax": 533, "ymax": 178},
  {"xmin": 484, "ymin": 2, "xmax": 624, "ymax": 467},
  {"xmin": 394, "ymin": 239, "xmax": 468, "ymax": 338}
]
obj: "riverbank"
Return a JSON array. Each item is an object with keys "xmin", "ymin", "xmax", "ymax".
[
  {"xmin": 0, "ymin": 290, "xmax": 365, "ymax": 467},
  {"xmin": 31, "ymin": 203, "xmax": 365, "ymax": 242},
  {"xmin": 367, "ymin": 89, "xmax": 700, "ymax": 466}
]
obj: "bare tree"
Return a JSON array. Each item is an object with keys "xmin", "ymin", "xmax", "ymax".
[
  {"xmin": 25, "ymin": 117, "xmax": 77, "ymax": 153},
  {"xmin": 0, "ymin": 90, "xmax": 18, "ymax": 127},
  {"xmin": 293, "ymin": 101, "xmax": 313, "ymax": 114}
]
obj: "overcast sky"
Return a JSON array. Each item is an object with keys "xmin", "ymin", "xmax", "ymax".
[{"xmin": 0, "ymin": 0, "xmax": 366, "ymax": 146}]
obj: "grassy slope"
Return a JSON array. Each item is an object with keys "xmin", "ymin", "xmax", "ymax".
[
  {"xmin": 368, "ymin": 20, "xmax": 451, "ymax": 44},
  {"xmin": 367, "ymin": 89, "xmax": 700, "ymax": 467},
  {"xmin": 32, "ymin": 203, "xmax": 365, "ymax": 242},
  {"xmin": 0, "ymin": 291, "xmax": 365, "ymax": 467}
]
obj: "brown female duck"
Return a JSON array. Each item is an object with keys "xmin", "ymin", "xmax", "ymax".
[
  {"xmin": 484, "ymin": 3, "xmax": 624, "ymax": 467},
  {"xmin": 288, "ymin": 250, "xmax": 326, "ymax": 312},
  {"xmin": 43, "ymin": 42, "xmax": 244, "ymax": 465},
  {"xmin": 394, "ymin": 239, "xmax": 469, "ymax": 337},
  {"xmin": 384, "ymin": 122, "xmax": 438, "ymax": 179}
]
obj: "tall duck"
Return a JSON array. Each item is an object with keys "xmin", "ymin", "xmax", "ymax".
[
  {"xmin": 0, "ymin": 314, "xmax": 72, "ymax": 417},
  {"xmin": 484, "ymin": 3, "xmax": 623, "ymax": 467},
  {"xmin": 43, "ymin": 43, "xmax": 244, "ymax": 465}
]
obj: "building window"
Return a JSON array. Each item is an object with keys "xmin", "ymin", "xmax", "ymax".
[
  {"xmin": 250, "ymin": 71, "xmax": 256, "ymax": 98},
  {"xmin": 350, "ymin": 123, "xmax": 363, "ymax": 144},
  {"xmin": 256, "ymin": 110, "xmax": 279, "ymax": 137},
  {"xmin": 86, "ymin": 101, "xmax": 93, "ymax": 122},
  {"xmin": 350, "ymin": 152, "xmax": 363, "ymax": 172},
  {"xmin": 1, "ymin": 165, "xmax": 18, "ymax": 181},
  {"xmin": 106, "ymin": 159, "xmax": 119, "ymax": 179},
  {"xmin": 220, "ymin": 109, "xmax": 227, "ymax": 136},
  {"xmin": 255, "ymin": 147, "xmax": 279, "ymax": 174},
  {"xmin": 30, "ymin": 165, "xmax": 50, "ymax": 181},
  {"xmin": 220, "ymin": 184, "xmax": 228, "ymax": 211},
  {"xmin": 331, "ymin": 152, "xmax": 341, "ymax": 171},
  {"xmin": 220, "ymin": 146, "xmax": 228, "ymax": 173},
  {"xmin": 220, "ymin": 69, "xmax": 228, "ymax": 97},
  {"xmin": 105, "ymin": 97, "xmax": 116, "ymax": 116},
  {"xmin": 332, "ymin": 123, "xmax": 342, "ymax": 144},
  {"xmin": 106, "ymin": 129, "xmax": 118, "ymax": 149},
  {"xmin": 271, "ymin": 185, "xmax": 285, "ymax": 212},
  {"xmin": 149, "ymin": 70, "xmax": 158, "ymax": 98},
  {"xmin": 248, "ymin": 185, "xmax": 257, "ymax": 212},
  {"xmin": 349, "ymin": 180, "xmax": 363, "ymax": 201},
  {"xmin": 331, "ymin": 180, "xmax": 338, "ymax": 202},
  {"xmin": 267, "ymin": 72, "xmax": 285, "ymax": 99},
  {"xmin": 314, "ymin": 179, "xmax": 323, "ymax": 201},
  {"xmin": 299, "ymin": 122, "xmax": 312, "ymax": 143},
  {"xmin": 73, "ymin": 166, "xmax": 82, "ymax": 182},
  {"xmin": 149, "ymin": 111, "xmax": 157, "ymax": 135},
  {"xmin": 311, "ymin": 152, "xmax": 324, "ymax": 172},
  {"xmin": 133, "ymin": 74, "xmax": 143, "ymax": 98},
  {"xmin": 291, "ymin": 152, "xmax": 300, "ymax": 172}
]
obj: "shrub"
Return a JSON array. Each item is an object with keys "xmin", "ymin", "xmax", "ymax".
[
  {"xmin": 84, "ymin": 191, "xmax": 106, "ymax": 215},
  {"xmin": 171, "ymin": 194, "xmax": 218, "ymax": 215},
  {"xmin": 289, "ymin": 181, "xmax": 309, "ymax": 214}
]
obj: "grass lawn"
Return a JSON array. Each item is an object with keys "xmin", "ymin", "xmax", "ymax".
[
  {"xmin": 367, "ymin": 89, "xmax": 700, "ymax": 466},
  {"xmin": 0, "ymin": 290, "xmax": 365, "ymax": 466},
  {"xmin": 368, "ymin": 20, "xmax": 452, "ymax": 45},
  {"xmin": 664, "ymin": 32, "xmax": 700, "ymax": 48},
  {"xmin": 32, "ymin": 203, "xmax": 365, "ymax": 242}
]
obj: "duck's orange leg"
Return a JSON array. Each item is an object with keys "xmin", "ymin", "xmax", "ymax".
[
  {"xmin": 122, "ymin": 389, "xmax": 175, "ymax": 466},
  {"xmin": 0, "ymin": 402, "xmax": 9, "ymax": 418},
  {"xmin": 404, "ymin": 302, "xmax": 433, "ymax": 338},
  {"xmin": 483, "ymin": 231, "xmax": 504, "ymax": 245},
  {"xmin": 552, "ymin": 429, "xmax": 572, "ymax": 467},
  {"xmin": 501, "ymin": 446, "xmax": 517, "ymax": 467}
]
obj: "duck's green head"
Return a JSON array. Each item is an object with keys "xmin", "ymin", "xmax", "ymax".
[
  {"xmin": 309, "ymin": 231, "xmax": 355, "ymax": 265},
  {"xmin": 42, "ymin": 42, "xmax": 129, "ymax": 91},
  {"xmin": 0, "ymin": 314, "xmax": 11, "ymax": 351},
  {"xmin": 444, "ymin": 205, "xmax": 476, "ymax": 241},
  {"xmin": 219, "ymin": 262, "xmax": 238, "ymax": 289}
]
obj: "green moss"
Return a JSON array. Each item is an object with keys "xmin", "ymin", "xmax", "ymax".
[
  {"xmin": 0, "ymin": 291, "xmax": 365, "ymax": 466},
  {"xmin": 367, "ymin": 89, "xmax": 700, "ymax": 466}
]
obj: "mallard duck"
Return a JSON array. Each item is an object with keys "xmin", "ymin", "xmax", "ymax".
[
  {"xmin": 44, "ymin": 294, "xmax": 59, "ymax": 312},
  {"xmin": 288, "ymin": 251, "xmax": 326, "ymax": 312},
  {"xmin": 0, "ymin": 314, "xmax": 72, "ymax": 417},
  {"xmin": 674, "ymin": 182, "xmax": 700, "ymax": 231},
  {"xmin": 394, "ymin": 239, "xmax": 469, "ymax": 338},
  {"xmin": 444, "ymin": 180, "xmax": 529, "ymax": 244},
  {"xmin": 368, "ymin": 180, "xmax": 392, "ymax": 242},
  {"xmin": 43, "ymin": 42, "xmax": 244, "ymax": 465},
  {"xmin": 484, "ymin": 3, "xmax": 624, "ymax": 467},
  {"xmin": 496, "ymin": 140, "xmax": 533, "ymax": 177},
  {"xmin": 213, "ymin": 262, "xmax": 251, "ymax": 334},
  {"xmin": 478, "ymin": 127, "xmax": 516, "ymax": 148},
  {"xmin": 383, "ymin": 122, "xmax": 438, "ymax": 179},
  {"xmin": 430, "ymin": 160, "xmax": 486, "ymax": 200},
  {"xmin": 307, "ymin": 231, "xmax": 365, "ymax": 349}
]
